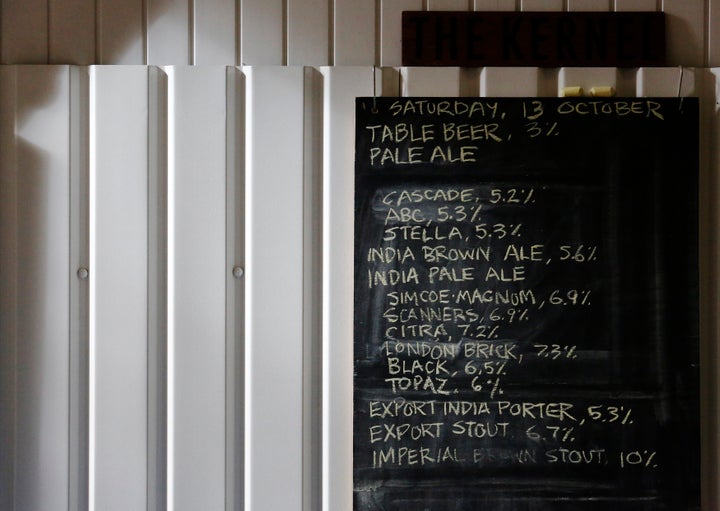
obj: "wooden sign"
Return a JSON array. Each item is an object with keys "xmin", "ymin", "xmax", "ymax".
[
  {"xmin": 353, "ymin": 97, "xmax": 699, "ymax": 510},
  {"xmin": 402, "ymin": 12, "xmax": 665, "ymax": 67}
]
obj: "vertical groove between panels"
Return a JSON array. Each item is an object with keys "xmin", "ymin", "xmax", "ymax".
[
  {"xmin": 68, "ymin": 65, "xmax": 90, "ymax": 511},
  {"xmin": 226, "ymin": 65, "xmax": 246, "ymax": 511},
  {"xmin": 147, "ymin": 66, "xmax": 168, "ymax": 511},
  {"xmin": 225, "ymin": 66, "xmax": 245, "ymax": 511},
  {"xmin": 301, "ymin": 67, "xmax": 323, "ymax": 511},
  {"xmin": 88, "ymin": 66, "xmax": 97, "ymax": 511}
]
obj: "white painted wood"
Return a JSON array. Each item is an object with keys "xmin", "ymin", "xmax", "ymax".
[
  {"xmin": 89, "ymin": 65, "xmax": 148, "ymax": 511},
  {"xmin": 244, "ymin": 65, "xmax": 305, "ymax": 511},
  {"xmin": 429, "ymin": 0, "xmax": 470, "ymax": 9},
  {"xmin": 380, "ymin": 0, "xmax": 423, "ymax": 67},
  {"xmin": 195, "ymin": 0, "xmax": 237, "ymax": 65},
  {"xmin": 401, "ymin": 67, "xmax": 463, "ymax": 96},
  {"xmin": 49, "ymin": 0, "xmax": 95, "ymax": 63},
  {"xmin": 147, "ymin": 65, "xmax": 169, "ymax": 511},
  {"xmin": 0, "ymin": 65, "xmax": 74, "ymax": 509},
  {"xmin": 613, "ymin": 0, "xmax": 655, "ymax": 11},
  {"xmin": 568, "ymin": 0, "xmax": 610, "ymax": 10},
  {"xmin": 521, "ymin": 0, "xmax": 563, "ymax": 10},
  {"xmin": 302, "ymin": 67, "xmax": 324, "ymax": 511},
  {"xmin": 663, "ymin": 0, "xmax": 706, "ymax": 67},
  {"xmin": 147, "ymin": 0, "xmax": 191, "ymax": 64},
  {"xmin": 335, "ymin": 0, "xmax": 376, "ymax": 65},
  {"xmin": 97, "ymin": 0, "xmax": 145, "ymax": 64},
  {"xmin": 474, "ymin": 0, "xmax": 518, "ymax": 10},
  {"xmin": 481, "ymin": 67, "xmax": 540, "ymax": 96},
  {"xmin": 9, "ymin": 65, "xmax": 72, "ymax": 511},
  {"xmin": 225, "ymin": 65, "xmax": 245, "ymax": 511},
  {"xmin": 166, "ymin": 66, "xmax": 227, "ymax": 511},
  {"xmin": 322, "ymin": 65, "xmax": 375, "ymax": 511},
  {"xmin": 303, "ymin": 66, "xmax": 325, "ymax": 511},
  {"xmin": 288, "ymin": 0, "xmax": 330, "ymax": 65},
  {"xmin": 0, "ymin": 0, "xmax": 48, "ymax": 63},
  {"xmin": 637, "ymin": 67, "xmax": 696, "ymax": 96},
  {"xmin": 68, "ymin": 65, "xmax": 91, "ymax": 511},
  {"xmin": 558, "ymin": 67, "xmax": 619, "ymax": 96},
  {"xmin": 1, "ymin": 0, "xmax": 718, "ymax": 67},
  {"xmin": 710, "ymin": 1, "xmax": 720, "ymax": 66},
  {"xmin": 0, "ymin": 65, "xmax": 18, "ymax": 511},
  {"xmin": 241, "ymin": 0, "xmax": 284, "ymax": 64}
]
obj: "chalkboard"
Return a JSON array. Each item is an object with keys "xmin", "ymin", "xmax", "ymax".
[{"xmin": 353, "ymin": 97, "xmax": 699, "ymax": 510}]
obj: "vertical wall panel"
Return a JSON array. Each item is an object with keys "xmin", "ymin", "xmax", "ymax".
[
  {"xmin": 474, "ymin": 0, "xmax": 517, "ymax": 9},
  {"xmin": 322, "ymin": 66, "xmax": 375, "ymax": 511},
  {"xmin": 97, "ymin": 0, "xmax": 145, "ymax": 64},
  {"xmin": 481, "ymin": 67, "xmax": 540, "ymax": 96},
  {"xmin": 0, "ymin": 0, "xmax": 48, "ymax": 63},
  {"xmin": 225, "ymin": 65, "xmax": 245, "ymax": 511},
  {"xmin": 521, "ymin": 0, "xmax": 563, "ymax": 10},
  {"xmin": 0, "ymin": 64, "xmax": 79, "ymax": 508},
  {"xmin": 68, "ymin": 65, "xmax": 91, "ymax": 511},
  {"xmin": 663, "ymin": 0, "xmax": 706, "ymax": 67},
  {"xmin": 710, "ymin": 1, "xmax": 720, "ymax": 66},
  {"xmin": 166, "ymin": 66, "xmax": 227, "ymax": 511},
  {"xmin": 147, "ymin": 65, "xmax": 168, "ymax": 511},
  {"xmin": 428, "ymin": 0, "xmax": 470, "ymax": 9},
  {"xmin": 302, "ymin": 67, "xmax": 324, "ymax": 511},
  {"xmin": 637, "ymin": 67, "xmax": 695, "ymax": 96},
  {"xmin": 613, "ymin": 0, "xmax": 655, "ymax": 11},
  {"xmin": 244, "ymin": 65, "xmax": 305, "ymax": 511},
  {"xmin": 401, "ymin": 67, "xmax": 463, "ymax": 96},
  {"xmin": 90, "ymin": 65, "xmax": 148, "ymax": 511},
  {"xmin": 380, "ymin": 0, "xmax": 422, "ymax": 67},
  {"xmin": 147, "ymin": 0, "xmax": 191, "ymax": 64},
  {"xmin": 568, "ymin": 0, "xmax": 611, "ymax": 10},
  {"xmin": 288, "ymin": 0, "xmax": 330, "ymax": 65},
  {"xmin": 195, "ymin": 0, "xmax": 237, "ymax": 65},
  {"xmin": 0, "ymin": 66, "xmax": 18, "ymax": 511},
  {"xmin": 11, "ymin": 66, "xmax": 71, "ymax": 511},
  {"xmin": 241, "ymin": 0, "xmax": 284, "ymax": 65},
  {"xmin": 49, "ymin": 0, "xmax": 95, "ymax": 63},
  {"xmin": 335, "ymin": 0, "xmax": 376, "ymax": 65}
]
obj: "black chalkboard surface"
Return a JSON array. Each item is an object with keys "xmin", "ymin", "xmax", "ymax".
[{"xmin": 353, "ymin": 97, "xmax": 699, "ymax": 510}]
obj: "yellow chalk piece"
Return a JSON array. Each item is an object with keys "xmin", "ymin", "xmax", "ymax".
[
  {"xmin": 590, "ymin": 86, "xmax": 616, "ymax": 97},
  {"xmin": 560, "ymin": 86, "xmax": 583, "ymax": 97}
]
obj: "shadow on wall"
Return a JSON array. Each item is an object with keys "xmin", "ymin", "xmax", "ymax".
[{"xmin": 1, "ymin": 1, "xmax": 186, "ymax": 65}]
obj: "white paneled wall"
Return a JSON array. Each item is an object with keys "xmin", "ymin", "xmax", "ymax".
[
  {"xmin": 0, "ymin": 65, "xmax": 72, "ymax": 511},
  {"xmin": 1, "ymin": 3, "xmax": 720, "ymax": 511},
  {"xmin": 90, "ymin": 65, "xmax": 149, "ymax": 511},
  {"xmin": 166, "ymin": 66, "xmax": 228, "ymax": 511},
  {"xmin": 1, "ymin": 0, "xmax": 719, "ymax": 66},
  {"xmin": 1, "ymin": 64, "xmax": 718, "ymax": 511}
]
